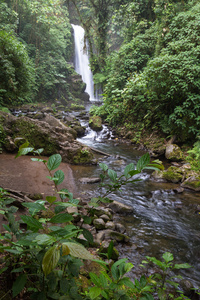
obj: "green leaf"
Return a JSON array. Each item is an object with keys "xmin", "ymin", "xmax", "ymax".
[
  {"xmin": 47, "ymin": 154, "xmax": 62, "ymax": 171},
  {"xmin": 62, "ymin": 242, "xmax": 93, "ymax": 260},
  {"xmin": 21, "ymin": 215, "xmax": 43, "ymax": 230},
  {"xmin": 118, "ymin": 277, "xmax": 135, "ymax": 288},
  {"xmin": 82, "ymin": 216, "xmax": 92, "ymax": 224},
  {"xmin": 12, "ymin": 274, "xmax": 27, "ymax": 297},
  {"xmin": 46, "ymin": 196, "xmax": 57, "ymax": 204},
  {"xmin": 99, "ymin": 163, "xmax": 108, "ymax": 171},
  {"xmin": 136, "ymin": 153, "xmax": 150, "ymax": 172},
  {"xmin": 108, "ymin": 169, "xmax": 117, "ymax": 182},
  {"xmin": 89, "ymin": 287, "xmax": 102, "ymax": 299},
  {"xmin": 15, "ymin": 147, "xmax": 34, "ymax": 158},
  {"xmin": 82, "ymin": 228, "xmax": 93, "ymax": 244},
  {"xmin": 128, "ymin": 169, "xmax": 140, "ymax": 177},
  {"xmin": 173, "ymin": 263, "xmax": 191, "ymax": 269},
  {"xmin": 111, "ymin": 263, "xmax": 120, "ymax": 281},
  {"xmin": 107, "ymin": 240, "xmax": 114, "ymax": 260},
  {"xmin": 42, "ymin": 245, "xmax": 60, "ymax": 276},
  {"xmin": 49, "ymin": 213, "xmax": 73, "ymax": 223},
  {"xmin": 89, "ymin": 273, "xmax": 101, "ymax": 286},
  {"xmin": 162, "ymin": 252, "xmax": 174, "ymax": 263},
  {"xmin": 31, "ymin": 158, "xmax": 45, "ymax": 162},
  {"xmin": 34, "ymin": 234, "xmax": 56, "ymax": 245},
  {"xmin": 124, "ymin": 163, "xmax": 135, "ymax": 179},
  {"xmin": 53, "ymin": 170, "xmax": 65, "ymax": 185},
  {"xmin": 22, "ymin": 202, "xmax": 45, "ymax": 212}
]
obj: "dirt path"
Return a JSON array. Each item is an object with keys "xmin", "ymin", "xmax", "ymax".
[{"xmin": 0, "ymin": 153, "xmax": 77, "ymax": 197}]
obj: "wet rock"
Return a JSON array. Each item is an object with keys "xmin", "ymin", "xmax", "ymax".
[
  {"xmin": 115, "ymin": 223, "xmax": 126, "ymax": 234},
  {"xmin": 93, "ymin": 218, "xmax": 106, "ymax": 230},
  {"xmin": 79, "ymin": 177, "xmax": 101, "ymax": 184},
  {"xmin": 95, "ymin": 231, "xmax": 105, "ymax": 244},
  {"xmin": 99, "ymin": 241, "xmax": 119, "ymax": 260},
  {"xmin": 100, "ymin": 214, "xmax": 110, "ymax": 222},
  {"xmin": 181, "ymin": 176, "xmax": 200, "ymax": 191},
  {"xmin": 92, "ymin": 207, "xmax": 113, "ymax": 219},
  {"xmin": 73, "ymin": 125, "xmax": 85, "ymax": 137},
  {"xmin": 105, "ymin": 221, "xmax": 115, "ymax": 230},
  {"xmin": 102, "ymin": 229, "xmax": 130, "ymax": 243},
  {"xmin": 165, "ymin": 144, "xmax": 183, "ymax": 161},
  {"xmin": 163, "ymin": 166, "xmax": 183, "ymax": 183},
  {"xmin": 89, "ymin": 116, "xmax": 102, "ymax": 131},
  {"xmin": 173, "ymin": 187, "xmax": 184, "ymax": 193},
  {"xmin": 109, "ymin": 200, "xmax": 134, "ymax": 214}
]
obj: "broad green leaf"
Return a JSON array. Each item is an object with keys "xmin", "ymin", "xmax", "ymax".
[
  {"xmin": 173, "ymin": 263, "xmax": 191, "ymax": 269},
  {"xmin": 162, "ymin": 252, "xmax": 174, "ymax": 263},
  {"xmin": 22, "ymin": 202, "xmax": 45, "ymax": 211},
  {"xmin": 61, "ymin": 244, "xmax": 70, "ymax": 256},
  {"xmin": 124, "ymin": 163, "xmax": 135, "ymax": 179},
  {"xmin": 108, "ymin": 169, "xmax": 117, "ymax": 182},
  {"xmin": 99, "ymin": 273, "xmax": 108, "ymax": 288},
  {"xmin": 21, "ymin": 215, "xmax": 43, "ymax": 230},
  {"xmin": 99, "ymin": 162, "xmax": 108, "ymax": 171},
  {"xmin": 34, "ymin": 234, "xmax": 56, "ymax": 245},
  {"xmin": 12, "ymin": 274, "xmax": 27, "ymax": 297},
  {"xmin": 124, "ymin": 262, "xmax": 134, "ymax": 274},
  {"xmin": 53, "ymin": 170, "xmax": 65, "ymax": 185},
  {"xmin": 111, "ymin": 263, "xmax": 120, "ymax": 281},
  {"xmin": 128, "ymin": 169, "xmax": 140, "ymax": 177},
  {"xmin": 47, "ymin": 154, "xmax": 62, "ymax": 171},
  {"xmin": 33, "ymin": 148, "xmax": 44, "ymax": 154},
  {"xmin": 46, "ymin": 196, "xmax": 57, "ymax": 204},
  {"xmin": 82, "ymin": 215, "xmax": 92, "ymax": 224},
  {"xmin": 15, "ymin": 147, "xmax": 34, "ymax": 158},
  {"xmin": 0, "ymin": 210, "xmax": 5, "ymax": 215},
  {"xmin": 118, "ymin": 277, "xmax": 135, "ymax": 288},
  {"xmin": 82, "ymin": 228, "xmax": 93, "ymax": 244},
  {"xmin": 42, "ymin": 245, "xmax": 60, "ymax": 276},
  {"xmin": 49, "ymin": 213, "xmax": 73, "ymax": 223},
  {"xmin": 62, "ymin": 242, "xmax": 93, "ymax": 260},
  {"xmin": 89, "ymin": 272, "xmax": 101, "ymax": 286},
  {"xmin": 136, "ymin": 153, "xmax": 150, "ymax": 172},
  {"xmin": 58, "ymin": 188, "xmax": 70, "ymax": 200},
  {"xmin": 89, "ymin": 287, "xmax": 101, "ymax": 299}
]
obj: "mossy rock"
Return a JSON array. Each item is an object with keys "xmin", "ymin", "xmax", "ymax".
[
  {"xmin": 181, "ymin": 176, "xmax": 200, "ymax": 191},
  {"xmin": 163, "ymin": 166, "xmax": 183, "ymax": 183},
  {"xmin": 99, "ymin": 242, "xmax": 119, "ymax": 260},
  {"xmin": 165, "ymin": 144, "xmax": 183, "ymax": 161},
  {"xmin": 89, "ymin": 116, "xmax": 102, "ymax": 131},
  {"xmin": 72, "ymin": 147, "xmax": 94, "ymax": 165}
]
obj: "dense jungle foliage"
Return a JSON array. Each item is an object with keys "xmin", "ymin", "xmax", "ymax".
[{"xmin": 1, "ymin": 0, "xmax": 200, "ymax": 142}]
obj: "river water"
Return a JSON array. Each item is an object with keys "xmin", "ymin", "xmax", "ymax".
[{"xmin": 72, "ymin": 111, "xmax": 200, "ymax": 289}]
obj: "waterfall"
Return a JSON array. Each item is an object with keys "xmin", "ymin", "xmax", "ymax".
[{"xmin": 72, "ymin": 24, "xmax": 100, "ymax": 102}]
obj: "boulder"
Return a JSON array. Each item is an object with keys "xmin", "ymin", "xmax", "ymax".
[
  {"xmin": 0, "ymin": 111, "xmax": 94, "ymax": 164},
  {"xmin": 162, "ymin": 166, "xmax": 183, "ymax": 183},
  {"xmin": 181, "ymin": 176, "xmax": 200, "ymax": 191},
  {"xmin": 93, "ymin": 218, "xmax": 106, "ymax": 230},
  {"xmin": 109, "ymin": 200, "xmax": 134, "ymax": 214},
  {"xmin": 89, "ymin": 116, "xmax": 103, "ymax": 131},
  {"xmin": 165, "ymin": 144, "xmax": 183, "ymax": 161},
  {"xmin": 102, "ymin": 229, "xmax": 130, "ymax": 243},
  {"xmin": 105, "ymin": 221, "xmax": 115, "ymax": 230},
  {"xmin": 92, "ymin": 207, "xmax": 113, "ymax": 219}
]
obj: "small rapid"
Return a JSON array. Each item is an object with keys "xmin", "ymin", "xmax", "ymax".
[{"xmin": 75, "ymin": 114, "xmax": 200, "ymax": 288}]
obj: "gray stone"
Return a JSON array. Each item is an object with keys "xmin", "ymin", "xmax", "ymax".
[
  {"xmin": 100, "ymin": 214, "xmax": 110, "ymax": 222},
  {"xmin": 109, "ymin": 201, "xmax": 134, "ymax": 214},
  {"xmin": 93, "ymin": 207, "xmax": 113, "ymax": 219},
  {"xmin": 67, "ymin": 206, "xmax": 78, "ymax": 215},
  {"xmin": 102, "ymin": 229, "xmax": 130, "ymax": 243},
  {"xmin": 115, "ymin": 223, "xmax": 126, "ymax": 234},
  {"xmin": 93, "ymin": 218, "xmax": 106, "ymax": 230},
  {"xmin": 94, "ymin": 231, "xmax": 105, "ymax": 244},
  {"xmin": 79, "ymin": 177, "xmax": 101, "ymax": 184},
  {"xmin": 105, "ymin": 221, "xmax": 115, "ymax": 230}
]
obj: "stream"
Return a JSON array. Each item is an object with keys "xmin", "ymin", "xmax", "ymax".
[{"xmin": 71, "ymin": 106, "xmax": 200, "ymax": 289}]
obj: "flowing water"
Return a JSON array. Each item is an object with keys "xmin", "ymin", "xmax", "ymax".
[
  {"xmin": 72, "ymin": 24, "xmax": 101, "ymax": 101},
  {"xmin": 74, "ymin": 118, "xmax": 200, "ymax": 288},
  {"xmin": 71, "ymin": 25, "xmax": 200, "ymax": 288}
]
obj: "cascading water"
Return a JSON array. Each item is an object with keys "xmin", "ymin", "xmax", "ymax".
[{"xmin": 72, "ymin": 24, "xmax": 100, "ymax": 102}]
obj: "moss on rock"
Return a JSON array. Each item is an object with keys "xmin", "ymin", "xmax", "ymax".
[
  {"xmin": 89, "ymin": 116, "xmax": 102, "ymax": 131},
  {"xmin": 163, "ymin": 166, "xmax": 183, "ymax": 183}
]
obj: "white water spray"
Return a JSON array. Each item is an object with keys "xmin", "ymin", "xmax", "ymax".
[{"xmin": 72, "ymin": 24, "xmax": 100, "ymax": 101}]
